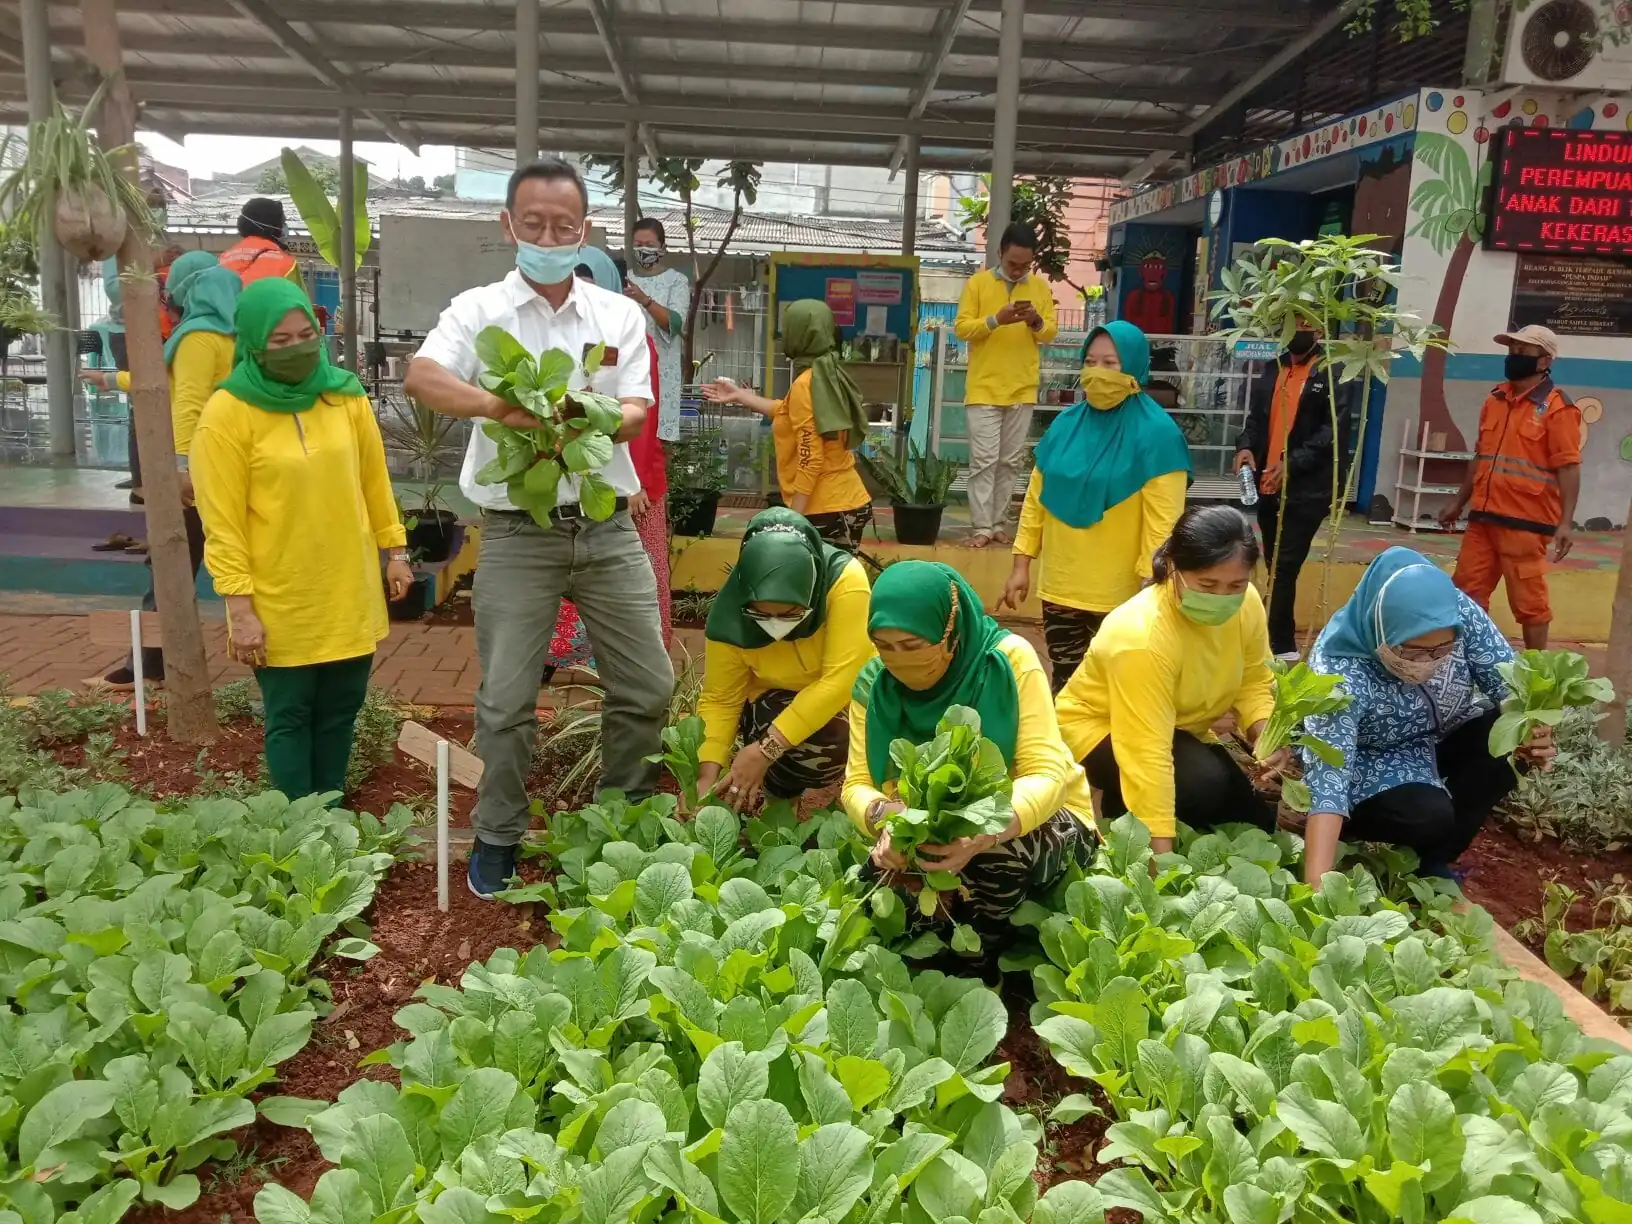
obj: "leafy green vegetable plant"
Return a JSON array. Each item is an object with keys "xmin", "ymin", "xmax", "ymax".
[
  {"xmin": 1518, "ymin": 876, "xmax": 1632, "ymax": 1013},
  {"xmin": 0, "ymin": 785, "xmax": 415, "ymax": 1221},
  {"xmin": 1489, "ymin": 648, "xmax": 1615, "ymax": 759},
  {"xmin": 881, "ymin": 707, "xmax": 1013, "ymax": 920},
  {"xmin": 1257, "ymin": 661, "xmax": 1353, "ymax": 812},
  {"xmin": 474, "ymin": 330, "xmax": 627, "ymax": 526},
  {"xmin": 653, "ymin": 714, "xmax": 707, "ymax": 810}
]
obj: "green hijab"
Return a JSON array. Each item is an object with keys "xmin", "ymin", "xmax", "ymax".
[
  {"xmin": 854, "ymin": 560, "xmax": 1019, "ymax": 782},
  {"xmin": 218, "ymin": 277, "xmax": 364, "ymax": 413},
  {"xmin": 784, "ymin": 299, "xmax": 867, "ymax": 449},
  {"xmin": 706, "ymin": 507, "xmax": 853, "ymax": 647},
  {"xmin": 162, "ymin": 250, "xmax": 241, "ymax": 363}
]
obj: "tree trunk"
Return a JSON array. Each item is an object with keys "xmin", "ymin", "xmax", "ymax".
[
  {"xmin": 82, "ymin": 0, "xmax": 217, "ymax": 743},
  {"xmin": 681, "ymin": 185, "xmax": 697, "ymax": 384},
  {"xmin": 1602, "ymin": 495, "xmax": 1632, "ymax": 744},
  {"xmin": 1417, "ymin": 235, "xmax": 1474, "ymax": 458},
  {"xmin": 683, "ymin": 200, "xmax": 744, "ymax": 389}
]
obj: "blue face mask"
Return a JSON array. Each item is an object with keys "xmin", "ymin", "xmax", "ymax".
[{"xmin": 514, "ymin": 237, "xmax": 581, "ymax": 285}]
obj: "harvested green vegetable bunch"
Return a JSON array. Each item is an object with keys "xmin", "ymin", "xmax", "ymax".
[
  {"xmin": 473, "ymin": 326, "xmax": 625, "ymax": 526},
  {"xmin": 1257, "ymin": 660, "xmax": 1352, "ymax": 812},
  {"xmin": 1489, "ymin": 648, "xmax": 1614, "ymax": 758},
  {"xmin": 882, "ymin": 706, "xmax": 1013, "ymax": 920}
]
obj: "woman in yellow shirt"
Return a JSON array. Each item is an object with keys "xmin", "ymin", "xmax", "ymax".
[
  {"xmin": 1000, "ymin": 320, "xmax": 1191, "ymax": 692},
  {"xmin": 703, "ymin": 300, "xmax": 873, "ymax": 552},
  {"xmin": 697, "ymin": 508, "xmax": 875, "ymax": 808},
  {"xmin": 843, "ymin": 560, "xmax": 1093, "ymax": 932},
  {"xmin": 192, "ymin": 278, "xmax": 413, "ymax": 800},
  {"xmin": 1055, "ymin": 505, "xmax": 1287, "ymax": 853},
  {"xmin": 83, "ymin": 250, "xmax": 242, "ymax": 688}
]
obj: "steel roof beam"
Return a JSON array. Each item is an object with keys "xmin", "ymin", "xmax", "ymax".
[
  {"xmin": 584, "ymin": 0, "xmax": 659, "ymax": 161},
  {"xmin": 848, "ymin": 0, "xmax": 1312, "ymax": 26},
  {"xmin": 221, "ymin": 0, "xmax": 420, "ymax": 152},
  {"xmin": 889, "ymin": 0, "xmax": 973, "ymax": 176}
]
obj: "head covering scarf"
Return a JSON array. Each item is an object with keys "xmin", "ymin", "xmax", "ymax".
[
  {"xmin": 783, "ymin": 299, "xmax": 868, "ymax": 449},
  {"xmin": 854, "ymin": 560, "xmax": 1019, "ymax": 782},
  {"xmin": 1321, "ymin": 546, "xmax": 1463, "ymax": 659},
  {"xmin": 706, "ymin": 507, "xmax": 853, "ymax": 647},
  {"xmin": 574, "ymin": 246, "xmax": 622, "ymax": 293},
  {"xmin": 1031, "ymin": 320, "xmax": 1192, "ymax": 529},
  {"xmin": 161, "ymin": 250, "xmax": 241, "ymax": 363},
  {"xmin": 218, "ymin": 278, "xmax": 363, "ymax": 414},
  {"xmin": 99, "ymin": 258, "xmax": 125, "ymax": 327}
]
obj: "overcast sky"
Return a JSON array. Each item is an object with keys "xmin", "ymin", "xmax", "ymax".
[{"xmin": 139, "ymin": 133, "xmax": 459, "ymax": 182}]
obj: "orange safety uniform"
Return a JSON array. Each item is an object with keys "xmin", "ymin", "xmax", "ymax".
[
  {"xmin": 1452, "ymin": 377, "xmax": 1581, "ymax": 627},
  {"xmin": 217, "ymin": 235, "xmax": 300, "ymax": 286}
]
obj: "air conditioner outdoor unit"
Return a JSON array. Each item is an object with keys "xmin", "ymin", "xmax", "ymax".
[{"xmin": 1500, "ymin": 0, "xmax": 1632, "ymax": 89}]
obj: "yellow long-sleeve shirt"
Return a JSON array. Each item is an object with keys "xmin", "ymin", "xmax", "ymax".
[
  {"xmin": 953, "ymin": 270, "xmax": 1059, "ymax": 407},
  {"xmin": 1013, "ymin": 468, "xmax": 1188, "ymax": 613},
  {"xmin": 842, "ymin": 634, "xmax": 1094, "ymax": 838},
  {"xmin": 772, "ymin": 370, "xmax": 870, "ymax": 515},
  {"xmin": 114, "ymin": 330, "xmax": 236, "ymax": 456},
  {"xmin": 698, "ymin": 558, "xmax": 876, "ymax": 765},
  {"xmin": 191, "ymin": 389, "xmax": 407, "ymax": 669},
  {"xmin": 1055, "ymin": 582, "xmax": 1277, "ymax": 837}
]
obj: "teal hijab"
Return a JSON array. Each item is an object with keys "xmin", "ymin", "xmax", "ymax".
[
  {"xmin": 1031, "ymin": 320, "xmax": 1192, "ymax": 528},
  {"xmin": 854, "ymin": 560, "xmax": 1019, "ymax": 782},
  {"xmin": 575, "ymin": 246, "xmax": 622, "ymax": 293},
  {"xmin": 162, "ymin": 250, "xmax": 241, "ymax": 363},
  {"xmin": 1320, "ymin": 547, "xmax": 1463, "ymax": 659}
]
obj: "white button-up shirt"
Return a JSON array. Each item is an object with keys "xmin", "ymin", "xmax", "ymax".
[{"xmin": 416, "ymin": 269, "xmax": 652, "ymax": 511}]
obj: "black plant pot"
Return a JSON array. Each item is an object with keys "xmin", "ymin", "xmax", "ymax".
[
  {"xmin": 387, "ymin": 574, "xmax": 433, "ymax": 621},
  {"xmin": 671, "ymin": 489, "xmax": 722, "ymax": 537},
  {"xmin": 892, "ymin": 502, "xmax": 945, "ymax": 546},
  {"xmin": 406, "ymin": 509, "xmax": 458, "ymax": 564}
]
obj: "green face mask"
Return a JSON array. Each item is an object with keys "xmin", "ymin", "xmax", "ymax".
[
  {"xmin": 258, "ymin": 337, "xmax": 321, "ymax": 385},
  {"xmin": 1177, "ymin": 577, "xmax": 1246, "ymax": 626}
]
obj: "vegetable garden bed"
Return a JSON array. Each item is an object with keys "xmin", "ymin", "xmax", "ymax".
[{"xmin": 8, "ymin": 689, "xmax": 1632, "ymax": 1224}]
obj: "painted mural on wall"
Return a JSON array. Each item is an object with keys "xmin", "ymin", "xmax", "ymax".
[
  {"xmin": 1389, "ymin": 84, "xmax": 1632, "ymax": 524},
  {"xmin": 1113, "ymin": 225, "xmax": 1186, "ymax": 335},
  {"xmin": 1353, "ymin": 141, "xmax": 1415, "ymax": 253},
  {"xmin": 1111, "ymin": 93, "xmax": 1420, "ymax": 225}
]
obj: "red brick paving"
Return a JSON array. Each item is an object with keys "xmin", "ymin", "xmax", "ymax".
[{"xmin": 0, "ymin": 612, "xmax": 1607, "ymax": 706}]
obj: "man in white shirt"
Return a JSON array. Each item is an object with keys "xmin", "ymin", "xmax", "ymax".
[{"xmin": 406, "ymin": 157, "xmax": 674, "ymax": 898}]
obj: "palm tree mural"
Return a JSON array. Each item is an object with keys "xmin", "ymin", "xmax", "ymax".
[{"xmin": 1407, "ymin": 130, "xmax": 1494, "ymax": 453}]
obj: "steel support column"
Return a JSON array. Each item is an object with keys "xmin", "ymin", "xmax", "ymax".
[
  {"xmin": 21, "ymin": 0, "xmax": 73, "ymax": 457},
  {"xmin": 985, "ymin": 0, "xmax": 1022, "ymax": 264},
  {"xmin": 622, "ymin": 121, "xmax": 639, "ymax": 262},
  {"xmin": 338, "ymin": 107, "xmax": 357, "ymax": 372},
  {"xmin": 516, "ymin": 0, "xmax": 539, "ymax": 166},
  {"xmin": 901, "ymin": 136, "xmax": 920, "ymax": 255}
]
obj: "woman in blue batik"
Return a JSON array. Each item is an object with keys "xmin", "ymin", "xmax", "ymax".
[{"xmin": 1298, "ymin": 547, "xmax": 1556, "ymax": 884}]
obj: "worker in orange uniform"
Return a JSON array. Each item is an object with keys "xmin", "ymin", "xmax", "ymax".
[
  {"xmin": 217, "ymin": 198, "xmax": 302, "ymax": 286},
  {"xmin": 1439, "ymin": 325, "xmax": 1581, "ymax": 649}
]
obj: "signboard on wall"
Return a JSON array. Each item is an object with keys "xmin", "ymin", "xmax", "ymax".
[
  {"xmin": 1510, "ymin": 253, "xmax": 1632, "ymax": 337},
  {"xmin": 1486, "ymin": 128, "xmax": 1632, "ymax": 256}
]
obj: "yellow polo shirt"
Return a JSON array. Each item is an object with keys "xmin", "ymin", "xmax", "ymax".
[
  {"xmin": 115, "ymin": 330, "xmax": 236, "ymax": 455},
  {"xmin": 952, "ymin": 269, "xmax": 1059, "ymax": 407}
]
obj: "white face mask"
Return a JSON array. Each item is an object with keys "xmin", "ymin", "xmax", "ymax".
[{"xmin": 750, "ymin": 612, "xmax": 809, "ymax": 641}]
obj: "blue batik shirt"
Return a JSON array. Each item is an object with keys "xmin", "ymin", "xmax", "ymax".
[{"xmin": 1300, "ymin": 590, "xmax": 1513, "ymax": 816}]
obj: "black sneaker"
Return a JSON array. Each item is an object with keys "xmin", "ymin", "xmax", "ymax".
[{"xmin": 467, "ymin": 839, "xmax": 518, "ymax": 900}]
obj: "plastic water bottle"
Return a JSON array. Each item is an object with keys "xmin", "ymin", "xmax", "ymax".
[{"xmin": 1238, "ymin": 465, "xmax": 1260, "ymax": 506}]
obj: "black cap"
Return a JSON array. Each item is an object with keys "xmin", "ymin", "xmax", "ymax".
[{"xmin": 238, "ymin": 197, "xmax": 286, "ymax": 240}]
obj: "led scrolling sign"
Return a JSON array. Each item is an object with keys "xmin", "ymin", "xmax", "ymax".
[{"xmin": 1485, "ymin": 128, "xmax": 1632, "ymax": 257}]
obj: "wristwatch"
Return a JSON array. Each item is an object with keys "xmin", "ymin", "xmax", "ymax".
[{"xmin": 389, "ymin": 551, "xmax": 411, "ymax": 563}]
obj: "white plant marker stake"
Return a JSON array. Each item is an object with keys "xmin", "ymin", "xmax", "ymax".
[
  {"xmin": 436, "ymin": 738, "xmax": 450, "ymax": 912},
  {"xmin": 129, "ymin": 609, "xmax": 146, "ymax": 737}
]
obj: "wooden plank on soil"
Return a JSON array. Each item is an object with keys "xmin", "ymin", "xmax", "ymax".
[
  {"xmin": 1490, "ymin": 924, "xmax": 1632, "ymax": 1051},
  {"xmin": 87, "ymin": 610, "xmax": 162, "ymax": 648},
  {"xmin": 397, "ymin": 720, "xmax": 484, "ymax": 788}
]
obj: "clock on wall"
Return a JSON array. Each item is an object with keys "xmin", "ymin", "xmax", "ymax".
[{"xmin": 1207, "ymin": 189, "xmax": 1226, "ymax": 230}]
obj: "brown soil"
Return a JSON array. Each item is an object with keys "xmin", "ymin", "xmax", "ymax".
[{"xmin": 1460, "ymin": 822, "xmax": 1632, "ymax": 937}]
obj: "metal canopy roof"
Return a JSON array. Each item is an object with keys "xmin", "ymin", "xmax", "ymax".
[{"xmin": 0, "ymin": 0, "xmax": 1359, "ymax": 179}]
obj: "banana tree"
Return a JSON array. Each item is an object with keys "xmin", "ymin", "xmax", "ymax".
[{"xmin": 279, "ymin": 147, "xmax": 370, "ymax": 271}]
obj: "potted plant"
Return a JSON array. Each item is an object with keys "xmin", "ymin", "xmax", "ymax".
[
  {"xmin": 666, "ymin": 428, "xmax": 727, "ymax": 537},
  {"xmin": 382, "ymin": 393, "xmax": 461, "ymax": 562},
  {"xmin": 859, "ymin": 435, "xmax": 959, "ymax": 546},
  {"xmin": 0, "ymin": 88, "xmax": 156, "ymax": 262}
]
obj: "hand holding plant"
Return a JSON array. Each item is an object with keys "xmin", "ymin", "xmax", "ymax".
[
  {"xmin": 1489, "ymin": 648, "xmax": 1613, "ymax": 761},
  {"xmin": 472, "ymin": 327, "xmax": 626, "ymax": 527},
  {"xmin": 1256, "ymin": 660, "xmax": 1352, "ymax": 811}
]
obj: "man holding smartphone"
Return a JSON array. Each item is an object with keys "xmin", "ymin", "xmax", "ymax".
[{"xmin": 953, "ymin": 223, "xmax": 1057, "ymax": 547}]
